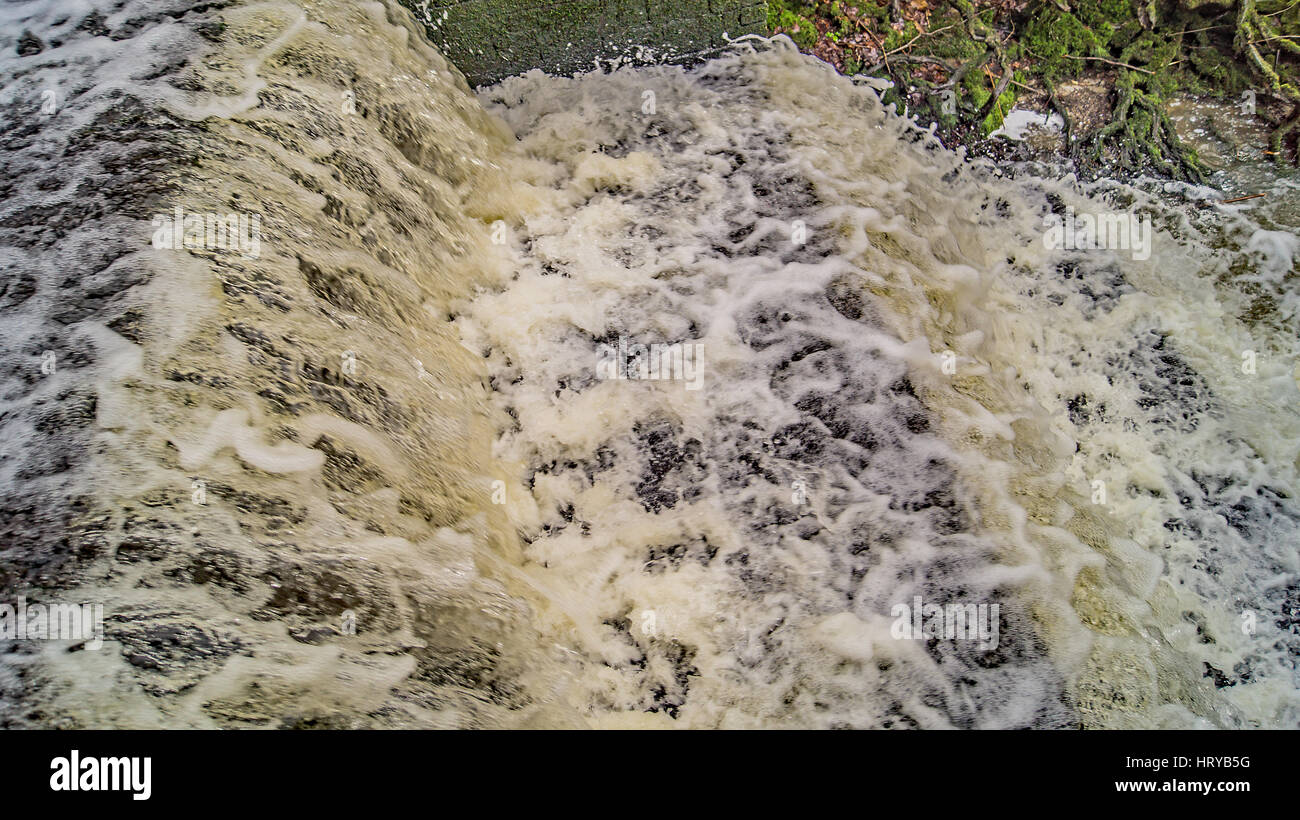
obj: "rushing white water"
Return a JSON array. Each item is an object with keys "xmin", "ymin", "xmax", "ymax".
[
  {"xmin": 1, "ymin": 1, "xmax": 1295, "ymax": 729},
  {"xmin": 461, "ymin": 38, "xmax": 1300, "ymax": 728}
]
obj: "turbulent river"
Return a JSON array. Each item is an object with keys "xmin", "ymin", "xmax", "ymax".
[{"xmin": 0, "ymin": 0, "xmax": 1296, "ymax": 729}]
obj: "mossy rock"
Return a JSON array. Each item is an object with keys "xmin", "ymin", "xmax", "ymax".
[{"xmin": 403, "ymin": 0, "xmax": 769, "ymax": 87}]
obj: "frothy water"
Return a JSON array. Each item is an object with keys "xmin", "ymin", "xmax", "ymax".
[
  {"xmin": 464, "ymin": 39, "xmax": 1300, "ymax": 728},
  {"xmin": 1, "ymin": 1, "xmax": 1295, "ymax": 729}
]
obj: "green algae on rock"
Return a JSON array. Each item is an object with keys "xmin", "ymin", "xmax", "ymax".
[{"xmin": 401, "ymin": 0, "xmax": 768, "ymax": 87}]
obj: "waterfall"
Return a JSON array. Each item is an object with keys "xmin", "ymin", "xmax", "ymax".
[{"xmin": 1, "ymin": 0, "xmax": 1296, "ymax": 728}]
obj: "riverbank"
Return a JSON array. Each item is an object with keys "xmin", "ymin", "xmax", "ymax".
[{"xmin": 767, "ymin": 0, "xmax": 1300, "ymax": 181}]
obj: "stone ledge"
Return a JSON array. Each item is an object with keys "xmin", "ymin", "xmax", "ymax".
[{"xmin": 403, "ymin": 0, "xmax": 768, "ymax": 87}]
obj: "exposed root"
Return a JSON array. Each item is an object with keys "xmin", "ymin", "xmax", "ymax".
[
  {"xmin": 770, "ymin": 0, "xmax": 1298, "ymax": 177},
  {"xmin": 1045, "ymin": 78, "xmax": 1076, "ymax": 158},
  {"xmin": 1086, "ymin": 71, "xmax": 1205, "ymax": 182},
  {"xmin": 1237, "ymin": 0, "xmax": 1300, "ymax": 163}
]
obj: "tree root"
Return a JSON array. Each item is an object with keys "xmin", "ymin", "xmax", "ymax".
[
  {"xmin": 1236, "ymin": 0, "xmax": 1300, "ymax": 163},
  {"xmin": 778, "ymin": 0, "xmax": 1295, "ymax": 177},
  {"xmin": 1045, "ymin": 78, "xmax": 1076, "ymax": 158},
  {"xmin": 1086, "ymin": 71, "xmax": 1205, "ymax": 182},
  {"xmin": 946, "ymin": 0, "xmax": 1012, "ymax": 127},
  {"xmin": 935, "ymin": 49, "xmax": 991, "ymax": 92}
]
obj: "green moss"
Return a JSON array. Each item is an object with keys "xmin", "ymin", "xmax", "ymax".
[
  {"xmin": 766, "ymin": 0, "xmax": 1297, "ymax": 176},
  {"xmin": 928, "ymin": 12, "xmax": 984, "ymax": 62},
  {"xmin": 984, "ymin": 74, "xmax": 1019, "ymax": 134},
  {"xmin": 409, "ymin": 0, "xmax": 766, "ymax": 86},
  {"xmin": 881, "ymin": 20, "xmax": 924, "ymax": 53},
  {"xmin": 768, "ymin": 1, "xmax": 820, "ymax": 50},
  {"xmin": 1023, "ymin": 11, "xmax": 1105, "ymax": 79}
]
